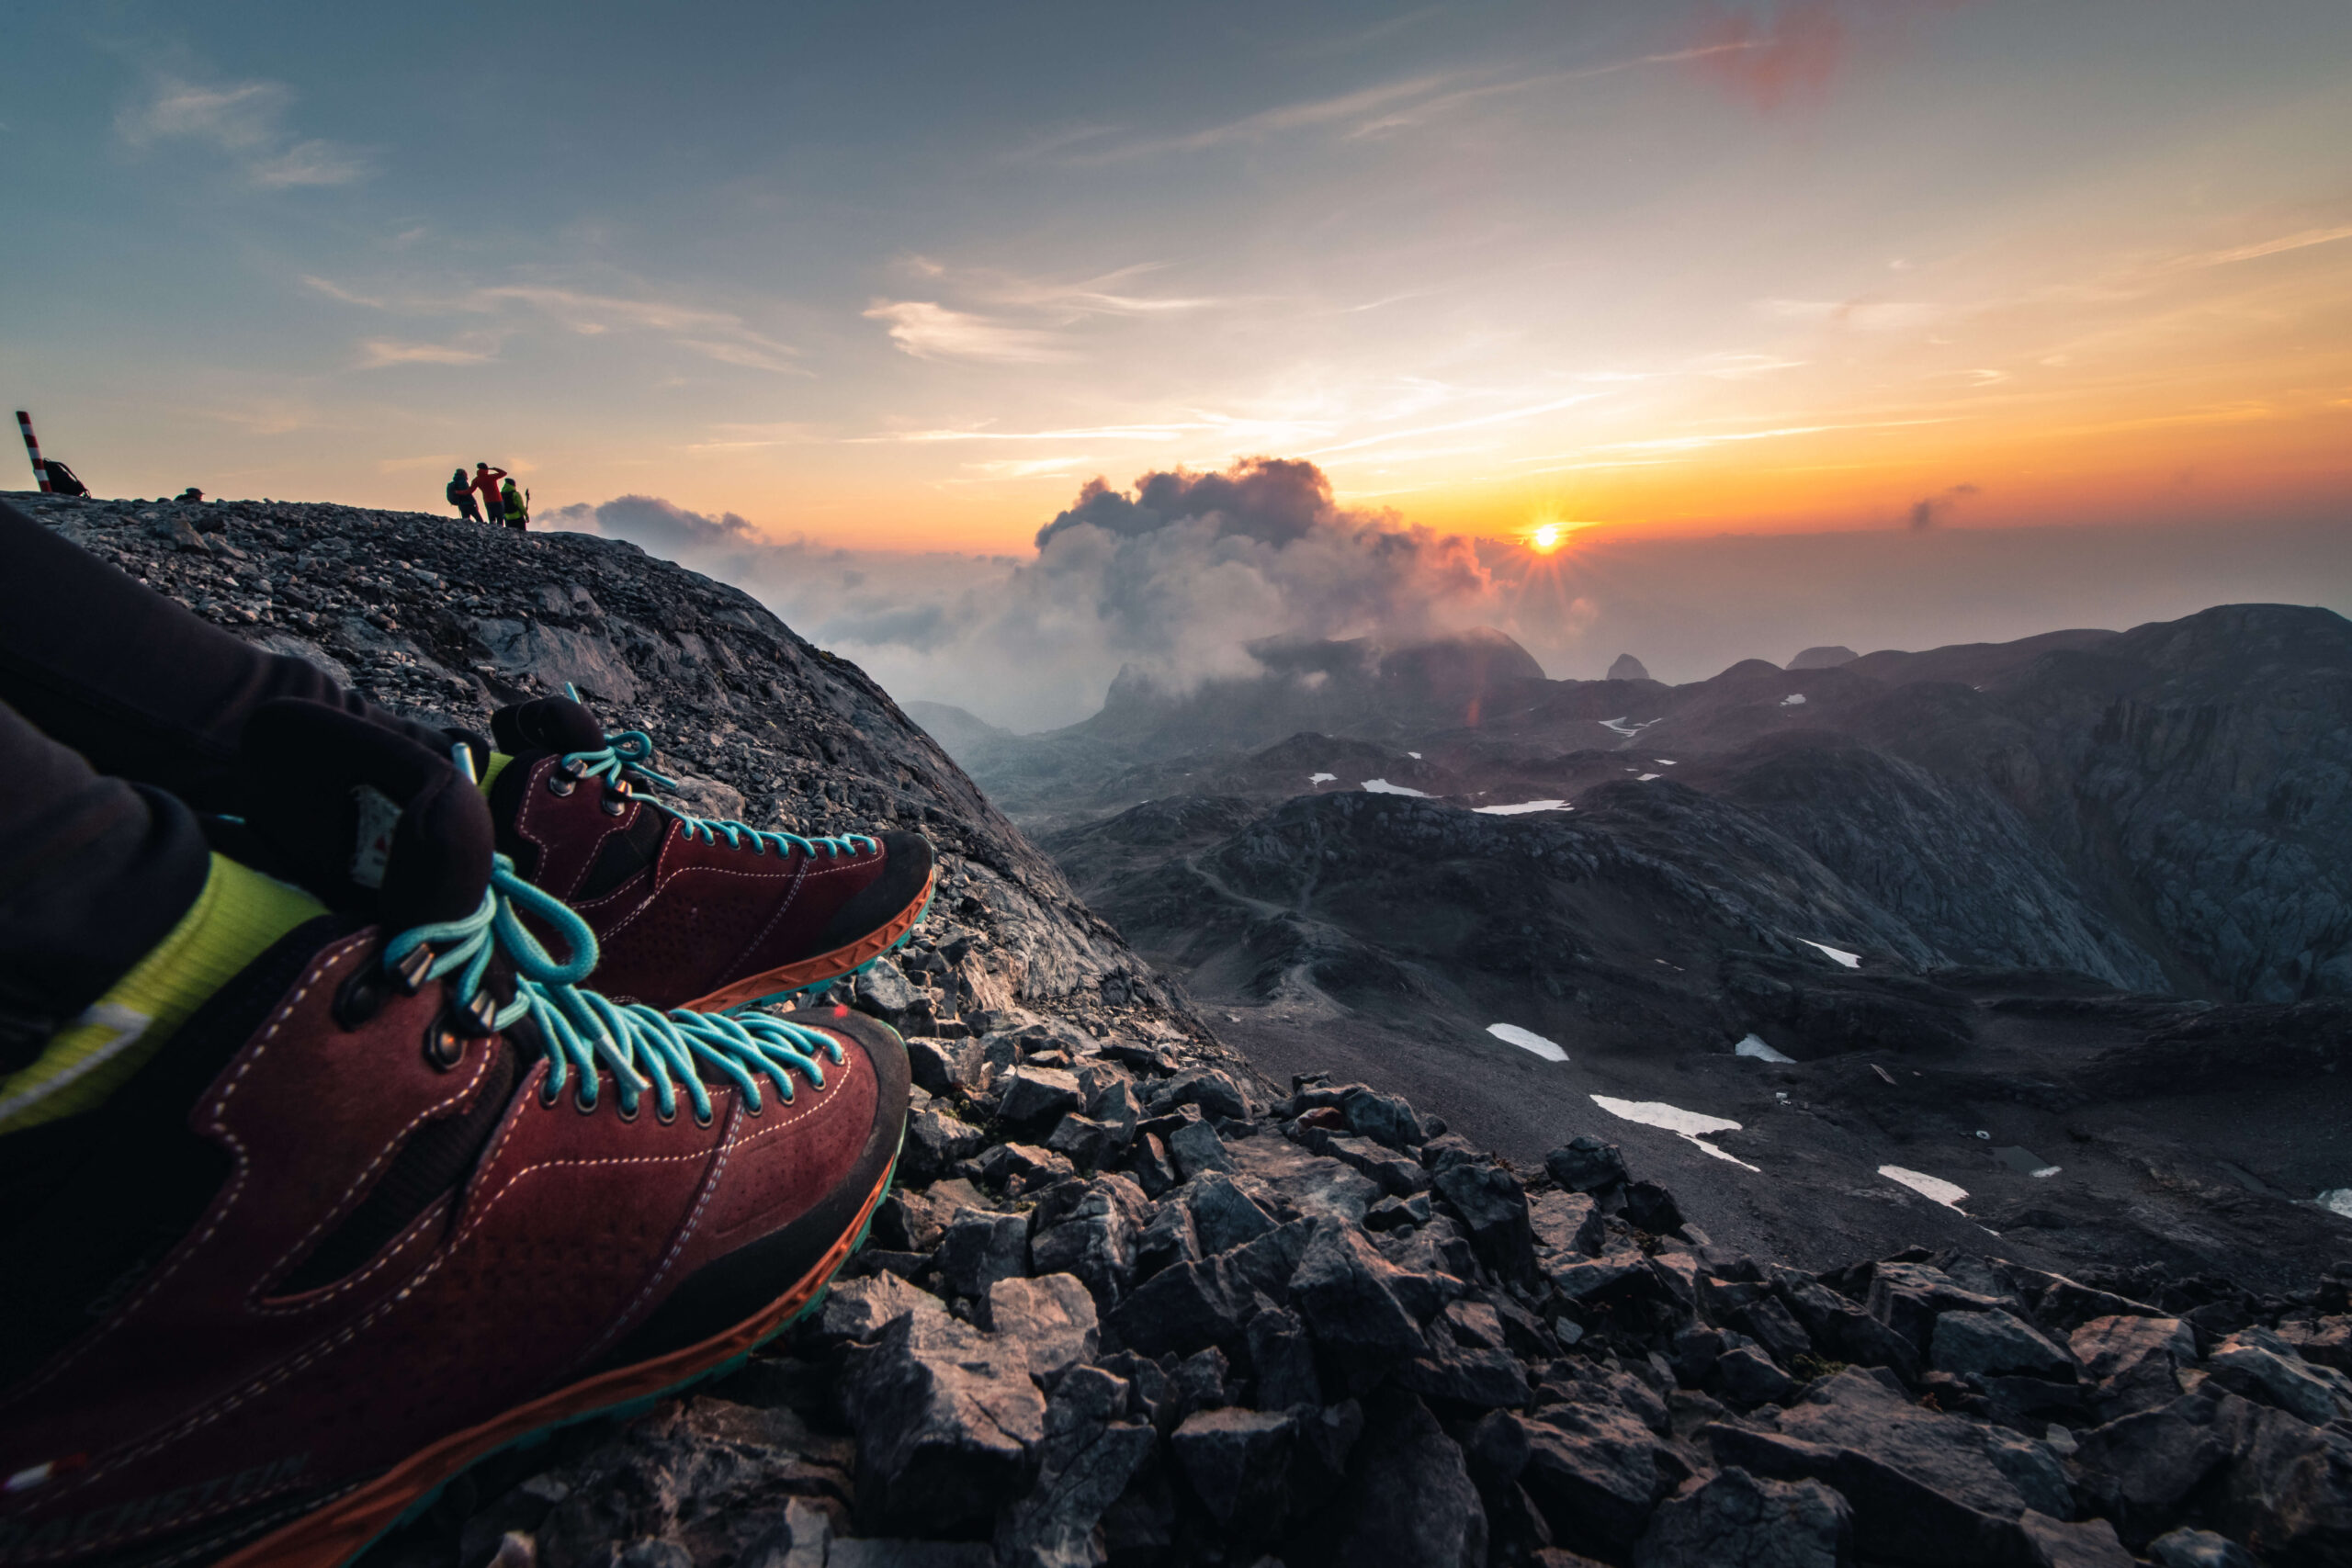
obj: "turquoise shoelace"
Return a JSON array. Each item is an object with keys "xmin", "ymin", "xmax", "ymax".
[
  {"xmin": 382, "ymin": 854, "xmax": 844, "ymax": 1121},
  {"xmin": 559, "ymin": 728, "xmax": 879, "ymax": 862}
]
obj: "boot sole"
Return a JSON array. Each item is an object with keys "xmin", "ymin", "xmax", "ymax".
[
  {"xmin": 206, "ymin": 1150, "xmax": 900, "ymax": 1568},
  {"xmin": 681, "ymin": 864, "xmax": 937, "ymax": 1015}
]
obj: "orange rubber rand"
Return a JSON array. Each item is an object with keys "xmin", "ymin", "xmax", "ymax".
[
  {"xmin": 209, "ymin": 1160, "xmax": 896, "ymax": 1568},
  {"xmin": 682, "ymin": 864, "xmax": 936, "ymax": 1014}
]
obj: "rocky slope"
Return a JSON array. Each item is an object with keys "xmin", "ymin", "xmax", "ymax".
[{"xmin": 19, "ymin": 490, "xmax": 2349, "ymax": 1568}]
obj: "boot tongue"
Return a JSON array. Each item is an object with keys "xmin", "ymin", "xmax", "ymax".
[
  {"xmin": 236, "ymin": 700, "xmax": 494, "ymax": 931},
  {"xmin": 490, "ymin": 696, "xmax": 606, "ymax": 760}
]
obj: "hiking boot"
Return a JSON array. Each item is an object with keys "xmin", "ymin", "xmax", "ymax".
[
  {"xmin": 0, "ymin": 702, "xmax": 909, "ymax": 1568},
  {"xmin": 484, "ymin": 697, "xmax": 934, "ymax": 1012}
]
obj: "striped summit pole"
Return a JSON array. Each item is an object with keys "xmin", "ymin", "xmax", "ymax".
[{"xmin": 17, "ymin": 412, "xmax": 51, "ymax": 493}]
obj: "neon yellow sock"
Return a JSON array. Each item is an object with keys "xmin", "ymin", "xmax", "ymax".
[
  {"xmin": 480, "ymin": 751, "xmax": 514, "ymax": 796},
  {"xmin": 0, "ymin": 853, "xmax": 326, "ymax": 1135}
]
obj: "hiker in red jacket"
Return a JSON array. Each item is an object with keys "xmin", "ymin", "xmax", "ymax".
[{"xmin": 469, "ymin": 462, "xmax": 506, "ymax": 522}]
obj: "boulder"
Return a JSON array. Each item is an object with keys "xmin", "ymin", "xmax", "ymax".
[
  {"xmin": 840, "ymin": 1311, "xmax": 1047, "ymax": 1537},
  {"xmin": 1716, "ymin": 1345, "xmax": 1801, "ymax": 1407},
  {"xmin": 991, "ymin": 1366, "xmax": 1155, "ymax": 1568},
  {"xmin": 820, "ymin": 1273, "xmax": 947, "ymax": 1344},
  {"xmin": 1186, "ymin": 1170, "xmax": 1278, "ymax": 1255},
  {"xmin": 1544, "ymin": 1135, "xmax": 1627, "ymax": 1193},
  {"xmin": 1109, "ymin": 1257, "xmax": 1245, "ymax": 1358},
  {"xmin": 2205, "ymin": 1328, "xmax": 2351, "ymax": 1427},
  {"xmin": 2146, "ymin": 1527, "xmax": 2259, "ymax": 1567},
  {"xmin": 1246, "ymin": 1304, "xmax": 1323, "ymax": 1411},
  {"xmin": 1026, "ymin": 1174, "xmax": 1148, "ymax": 1310},
  {"xmin": 998, "ymin": 1066, "xmax": 1084, "ymax": 1132},
  {"xmin": 2069, "ymin": 1389, "xmax": 2252, "ymax": 1546},
  {"xmin": 1167, "ymin": 1117, "xmax": 1236, "ymax": 1179},
  {"xmin": 984, "ymin": 1274, "xmax": 1100, "ymax": 1381},
  {"xmin": 1706, "ymin": 1368, "xmax": 2069, "ymax": 1564},
  {"xmin": 1152, "ymin": 1066, "xmax": 1252, "ymax": 1122},
  {"xmin": 971, "ymin": 1142, "xmax": 1073, "ymax": 1195},
  {"xmin": 2070, "ymin": 1314, "xmax": 2195, "ymax": 1417},
  {"xmin": 2018, "ymin": 1511, "xmax": 2134, "ymax": 1568},
  {"xmin": 1431, "ymin": 1159, "xmax": 1537, "ymax": 1280},
  {"xmin": 1930, "ymin": 1309, "xmax": 2075, "ymax": 1383},
  {"xmin": 1866, "ymin": 1262, "xmax": 2009, "ymax": 1356},
  {"xmin": 2207, "ymin": 1395, "xmax": 2352, "ymax": 1567},
  {"xmin": 1170, "ymin": 1407, "xmax": 1295, "ymax": 1540},
  {"xmin": 1633, "ymin": 1465, "xmax": 1851, "ymax": 1568},
  {"xmin": 1044, "ymin": 1112, "xmax": 1132, "ymax": 1170},
  {"xmin": 1288, "ymin": 1219, "xmax": 1426, "ymax": 1359},
  {"xmin": 1515, "ymin": 1403, "xmax": 1674, "ymax": 1558},
  {"xmin": 1320, "ymin": 1390, "xmax": 1487, "ymax": 1568},
  {"xmin": 902, "ymin": 1107, "xmax": 986, "ymax": 1182},
  {"xmin": 1527, "ymin": 1190, "xmax": 1605, "ymax": 1258},
  {"xmin": 1312, "ymin": 1131, "xmax": 1430, "ymax": 1196},
  {"xmin": 938, "ymin": 1211, "xmax": 1030, "ymax": 1298},
  {"xmin": 1340, "ymin": 1085, "xmax": 1424, "ymax": 1150}
]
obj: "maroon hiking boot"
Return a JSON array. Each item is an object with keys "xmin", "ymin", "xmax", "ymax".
[
  {"xmin": 485, "ymin": 698, "xmax": 935, "ymax": 1012},
  {"xmin": 0, "ymin": 703, "xmax": 908, "ymax": 1568}
]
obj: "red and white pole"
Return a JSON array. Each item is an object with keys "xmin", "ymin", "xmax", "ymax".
[{"xmin": 16, "ymin": 411, "xmax": 50, "ymax": 493}]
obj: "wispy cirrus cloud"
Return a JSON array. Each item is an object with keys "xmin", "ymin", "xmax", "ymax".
[
  {"xmin": 118, "ymin": 76, "xmax": 370, "ymax": 187},
  {"xmin": 301, "ymin": 275, "xmax": 807, "ymax": 375},
  {"xmin": 356, "ymin": 337, "xmax": 496, "ymax": 368},
  {"xmin": 1056, "ymin": 39, "xmax": 1770, "ymax": 161},
  {"xmin": 1758, "ymin": 297, "xmax": 1943, "ymax": 331},
  {"xmin": 863, "ymin": 300, "xmax": 1076, "ymax": 364},
  {"xmin": 2173, "ymin": 224, "xmax": 2352, "ymax": 269}
]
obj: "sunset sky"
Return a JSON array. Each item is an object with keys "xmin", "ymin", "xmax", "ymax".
[
  {"xmin": 5, "ymin": 3, "xmax": 2352, "ymax": 728},
  {"xmin": 6, "ymin": 4, "xmax": 2351, "ymax": 721}
]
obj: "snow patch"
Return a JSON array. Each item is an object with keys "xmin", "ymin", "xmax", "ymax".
[
  {"xmin": 1308, "ymin": 773, "xmax": 1336, "ymax": 784},
  {"xmin": 2318, "ymin": 1190, "xmax": 2352, "ymax": 1220},
  {"xmin": 1735, "ymin": 1033, "xmax": 1795, "ymax": 1064},
  {"xmin": 1637, "ymin": 773, "xmax": 1661, "ymax": 782},
  {"xmin": 1361, "ymin": 778, "xmax": 1429, "ymax": 797},
  {"xmin": 1654, "ymin": 759, "xmax": 1677, "ymax": 765},
  {"xmin": 1879, "ymin": 1165, "xmax": 1969, "ymax": 1210},
  {"xmin": 1781, "ymin": 694, "xmax": 1807, "ymax": 706},
  {"xmin": 1476, "ymin": 799, "xmax": 1572, "ymax": 816},
  {"xmin": 1599, "ymin": 716, "xmax": 1662, "ymax": 738},
  {"xmin": 1590, "ymin": 1094, "xmax": 1758, "ymax": 1170},
  {"xmin": 1408, "ymin": 751, "xmax": 1421, "ymax": 759},
  {"xmin": 1487, "ymin": 1023, "xmax": 1568, "ymax": 1062},
  {"xmin": 1800, "ymin": 940, "xmax": 1861, "ymax": 969}
]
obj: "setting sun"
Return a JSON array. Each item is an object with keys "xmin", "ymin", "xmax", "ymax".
[{"xmin": 1532, "ymin": 523, "xmax": 1561, "ymax": 553}]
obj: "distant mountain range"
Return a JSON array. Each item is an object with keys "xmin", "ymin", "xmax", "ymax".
[{"xmin": 915, "ymin": 605, "xmax": 2352, "ymax": 1280}]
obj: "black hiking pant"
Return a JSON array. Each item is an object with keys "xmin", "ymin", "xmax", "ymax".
[{"xmin": 0, "ymin": 499, "xmax": 454, "ymax": 1065}]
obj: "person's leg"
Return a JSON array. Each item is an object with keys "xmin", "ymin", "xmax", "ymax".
[
  {"xmin": 0, "ymin": 498, "xmax": 460, "ymax": 816},
  {"xmin": 0, "ymin": 694, "xmax": 325, "ymax": 1133}
]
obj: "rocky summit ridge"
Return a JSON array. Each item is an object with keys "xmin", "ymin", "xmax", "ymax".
[{"xmin": 18, "ymin": 490, "xmax": 2352, "ymax": 1568}]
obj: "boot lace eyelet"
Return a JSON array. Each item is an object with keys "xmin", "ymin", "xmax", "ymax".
[
  {"xmin": 601, "ymin": 790, "xmax": 628, "ymax": 818},
  {"xmin": 423, "ymin": 1024, "xmax": 467, "ymax": 1071}
]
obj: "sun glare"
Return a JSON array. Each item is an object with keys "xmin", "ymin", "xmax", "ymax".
[{"xmin": 1531, "ymin": 523, "xmax": 1562, "ymax": 553}]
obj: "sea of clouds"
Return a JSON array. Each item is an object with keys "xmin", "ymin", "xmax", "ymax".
[{"xmin": 548, "ymin": 458, "xmax": 2352, "ymax": 733}]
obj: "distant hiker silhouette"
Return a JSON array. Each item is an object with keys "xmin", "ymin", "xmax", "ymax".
[
  {"xmin": 469, "ymin": 462, "xmax": 506, "ymax": 524},
  {"xmin": 501, "ymin": 477, "xmax": 529, "ymax": 531},
  {"xmin": 447, "ymin": 468, "xmax": 482, "ymax": 522}
]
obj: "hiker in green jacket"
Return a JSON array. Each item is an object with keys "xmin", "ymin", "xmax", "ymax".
[{"xmin": 501, "ymin": 477, "xmax": 528, "ymax": 530}]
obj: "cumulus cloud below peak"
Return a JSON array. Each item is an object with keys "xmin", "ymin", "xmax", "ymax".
[{"xmin": 550, "ymin": 457, "xmax": 1499, "ymax": 730}]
